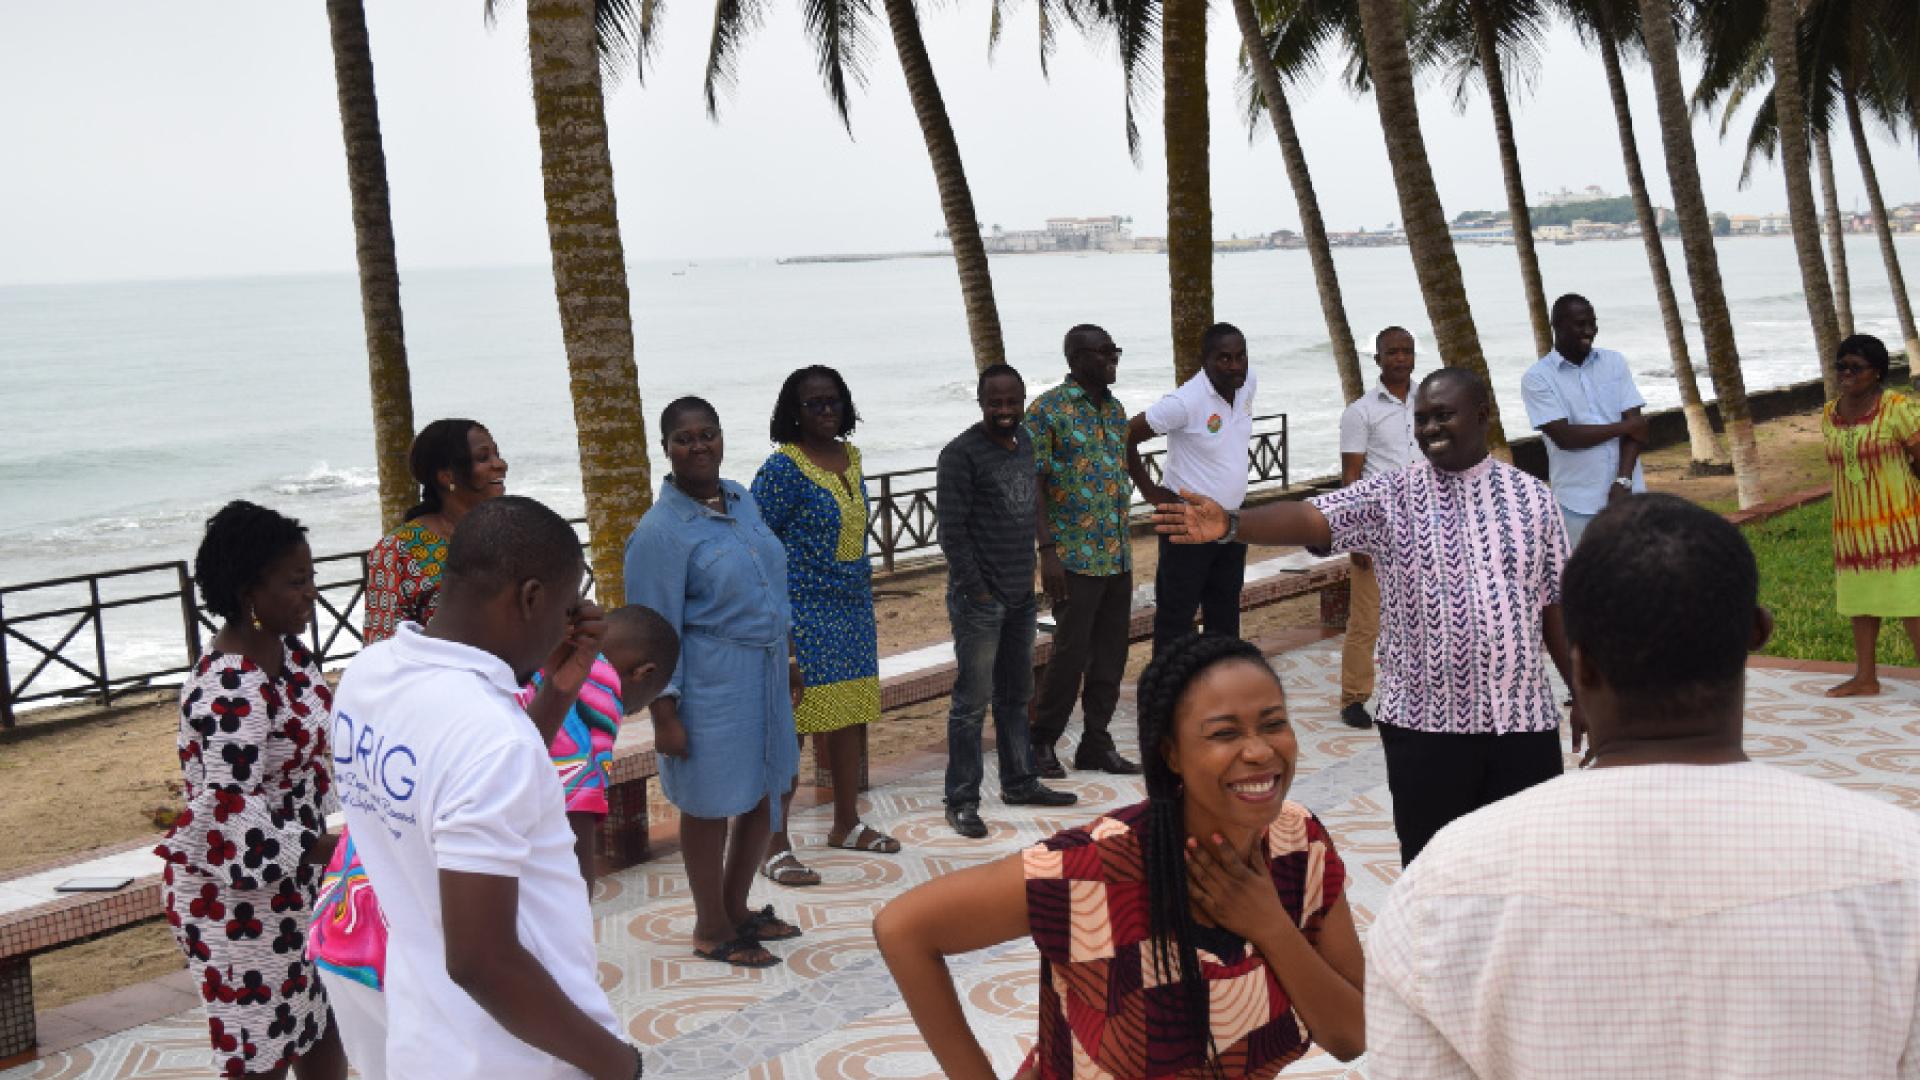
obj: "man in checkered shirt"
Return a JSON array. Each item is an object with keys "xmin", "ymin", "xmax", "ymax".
[{"xmin": 1368, "ymin": 494, "xmax": 1920, "ymax": 1078}]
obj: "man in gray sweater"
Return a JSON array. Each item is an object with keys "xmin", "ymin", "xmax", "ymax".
[{"xmin": 936, "ymin": 363, "xmax": 1078, "ymax": 838}]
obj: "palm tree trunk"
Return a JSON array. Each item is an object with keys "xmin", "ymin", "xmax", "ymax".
[
  {"xmin": 1815, "ymin": 130, "xmax": 1854, "ymax": 334},
  {"xmin": 1596, "ymin": 27, "xmax": 1721, "ymax": 469},
  {"xmin": 1231, "ymin": 0, "xmax": 1363, "ymax": 402},
  {"xmin": 1163, "ymin": 0, "xmax": 1214, "ymax": 384},
  {"xmin": 1637, "ymin": 0, "xmax": 1761, "ymax": 506},
  {"xmin": 1354, "ymin": 0, "xmax": 1507, "ymax": 447},
  {"xmin": 880, "ymin": 0, "xmax": 1006, "ymax": 373},
  {"xmin": 1768, "ymin": 0, "xmax": 1842, "ymax": 395},
  {"xmin": 1844, "ymin": 86, "xmax": 1920, "ymax": 364},
  {"xmin": 326, "ymin": 0, "xmax": 415, "ymax": 530},
  {"xmin": 527, "ymin": 0, "xmax": 654, "ymax": 605},
  {"xmin": 1470, "ymin": 1, "xmax": 1551, "ymax": 358}
]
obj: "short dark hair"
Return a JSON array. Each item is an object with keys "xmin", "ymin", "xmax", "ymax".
[
  {"xmin": 976, "ymin": 362, "xmax": 1025, "ymax": 397},
  {"xmin": 1200, "ymin": 322, "xmax": 1244, "ymax": 360},
  {"xmin": 1563, "ymin": 494, "xmax": 1757, "ymax": 710},
  {"xmin": 1419, "ymin": 366, "xmax": 1490, "ymax": 408},
  {"xmin": 604, "ymin": 603, "xmax": 680, "ymax": 672},
  {"xmin": 1374, "ymin": 325, "xmax": 1412, "ymax": 352},
  {"xmin": 442, "ymin": 496, "xmax": 583, "ymax": 598},
  {"xmin": 407, "ymin": 419, "xmax": 483, "ymax": 520},
  {"xmin": 1063, "ymin": 324, "xmax": 1107, "ymax": 358},
  {"xmin": 1838, "ymin": 333, "xmax": 1891, "ymax": 379},
  {"xmin": 659, "ymin": 396, "xmax": 720, "ymax": 439},
  {"xmin": 769, "ymin": 366, "xmax": 858, "ymax": 443},
  {"xmin": 193, "ymin": 501, "xmax": 309, "ymax": 620},
  {"xmin": 1551, "ymin": 293, "xmax": 1593, "ymax": 323}
]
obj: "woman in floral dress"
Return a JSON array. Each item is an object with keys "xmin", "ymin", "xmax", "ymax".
[
  {"xmin": 1822, "ymin": 333, "xmax": 1920, "ymax": 697},
  {"xmin": 753, "ymin": 365, "xmax": 895, "ymax": 886},
  {"xmin": 156, "ymin": 501, "xmax": 345, "ymax": 1079}
]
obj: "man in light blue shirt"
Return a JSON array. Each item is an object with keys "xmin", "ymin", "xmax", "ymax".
[{"xmin": 1521, "ymin": 294, "xmax": 1651, "ymax": 546}]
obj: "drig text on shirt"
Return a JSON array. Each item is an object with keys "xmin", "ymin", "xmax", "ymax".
[{"xmin": 333, "ymin": 709, "xmax": 420, "ymax": 834}]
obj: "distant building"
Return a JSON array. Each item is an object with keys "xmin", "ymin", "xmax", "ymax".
[
  {"xmin": 1537, "ymin": 185, "xmax": 1613, "ymax": 207},
  {"xmin": 982, "ymin": 216, "xmax": 1136, "ymax": 253}
]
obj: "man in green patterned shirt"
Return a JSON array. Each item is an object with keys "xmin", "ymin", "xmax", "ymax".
[{"xmin": 1024, "ymin": 324, "xmax": 1142, "ymax": 777}]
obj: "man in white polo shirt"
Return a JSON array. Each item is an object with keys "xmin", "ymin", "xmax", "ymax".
[
  {"xmin": 1334, "ymin": 326, "xmax": 1419, "ymax": 729},
  {"xmin": 330, "ymin": 496, "xmax": 642, "ymax": 1080},
  {"xmin": 1126, "ymin": 321, "xmax": 1256, "ymax": 654},
  {"xmin": 1521, "ymin": 293, "xmax": 1651, "ymax": 546}
]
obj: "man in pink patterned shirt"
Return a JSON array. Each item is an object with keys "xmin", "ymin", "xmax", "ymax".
[{"xmin": 1154, "ymin": 369, "xmax": 1576, "ymax": 863}]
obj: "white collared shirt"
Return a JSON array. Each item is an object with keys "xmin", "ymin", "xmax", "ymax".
[
  {"xmin": 331, "ymin": 623, "xmax": 617, "ymax": 1079},
  {"xmin": 1367, "ymin": 762, "xmax": 1920, "ymax": 1079},
  {"xmin": 1144, "ymin": 368, "xmax": 1258, "ymax": 510},
  {"xmin": 1521, "ymin": 346, "xmax": 1648, "ymax": 513},
  {"xmin": 1338, "ymin": 380, "xmax": 1417, "ymax": 478}
]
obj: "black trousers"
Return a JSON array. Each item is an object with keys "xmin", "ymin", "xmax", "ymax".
[
  {"xmin": 1032, "ymin": 570, "xmax": 1133, "ymax": 754},
  {"xmin": 1152, "ymin": 536, "xmax": 1248, "ymax": 654},
  {"xmin": 1376, "ymin": 721, "xmax": 1563, "ymax": 865}
]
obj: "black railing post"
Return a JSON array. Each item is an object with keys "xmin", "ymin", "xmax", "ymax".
[
  {"xmin": 0, "ymin": 592, "xmax": 12, "ymax": 730},
  {"xmin": 89, "ymin": 577, "xmax": 111, "ymax": 708},
  {"xmin": 178, "ymin": 561, "xmax": 203, "ymax": 666},
  {"xmin": 879, "ymin": 474, "xmax": 897, "ymax": 573},
  {"xmin": 1281, "ymin": 414, "xmax": 1289, "ymax": 488}
]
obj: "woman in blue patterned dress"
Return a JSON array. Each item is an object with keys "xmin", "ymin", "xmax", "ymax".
[{"xmin": 752, "ymin": 366, "xmax": 897, "ymax": 886}]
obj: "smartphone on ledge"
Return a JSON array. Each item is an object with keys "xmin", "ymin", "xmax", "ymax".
[{"xmin": 55, "ymin": 876, "xmax": 134, "ymax": 893}]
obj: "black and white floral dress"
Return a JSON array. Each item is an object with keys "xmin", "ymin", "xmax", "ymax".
[{"xmin": 155, "ymin": 637, "xmax": 336, "ymax": 1077}]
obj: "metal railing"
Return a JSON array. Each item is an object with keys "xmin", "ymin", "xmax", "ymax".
[{"xmin": 3, "ymin": 418, "xmax": 1285, "ymax": 724}]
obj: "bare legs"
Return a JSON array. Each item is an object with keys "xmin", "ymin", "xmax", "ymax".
[
  {"xmin": 765, "ymin": 729, "xmax": 898, "ymax": 873},
  {"xmin": 251, "ymin": 1020, "xmax": 344, "ymax": 1080},
  {"xmin": 1826, "ymin": 615, "xmax": 1920, "ymax": 697},
  {"xmin": 682, "ymin": 799, "xmax": 775, "ymax": 963}
]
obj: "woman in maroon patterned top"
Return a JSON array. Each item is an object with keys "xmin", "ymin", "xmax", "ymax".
[{"xmin": 875, "ymin": 634, "xmax": 1366, "ymax": 1078}]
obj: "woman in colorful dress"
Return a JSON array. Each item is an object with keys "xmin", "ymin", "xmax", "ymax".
[
  {"xmin": 874, "ymin": 633, "xmax": 1366, "ymax": 1079},
  {"xmin": 157, "ymin": 501, "xmax": 346, "ymax": 1079},
  {"xmin": 626, "ymin": 396, "xmax": 806, "ymax": 968},
  {"xmin": 309, "ymin": 419, "xmax": 620, "ymax": 1076},
  {"xmin": 1822, "ymin": 333, "xmax": 1920, "ymax": 698},
  {"xmin": 752, "ymin": 365, "xmax": 894, "ymax": 886}
]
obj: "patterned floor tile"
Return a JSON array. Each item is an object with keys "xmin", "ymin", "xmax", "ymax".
[{"xmin": 8, "ymin": 641, "xmax": 1918, "ymax": 1079}]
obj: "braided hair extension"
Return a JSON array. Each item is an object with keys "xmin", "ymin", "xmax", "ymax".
[
  {"xmin": 404, "ymin": 418, "xmax": 481, "ymax": 521},
  {"xmin": 193, "ymin": 500, "xmax": 308, "ymax": 621},
  {"xmin": 1135, "ymin": 632, "xmax": 1276, "ymax": 1076}
]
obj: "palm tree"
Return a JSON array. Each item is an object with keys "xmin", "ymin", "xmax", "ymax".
[
  {"xmin": 704, "ymin": 0, "xmax": 1012, "ymax": 373},
  {"xmin": 1814, "ymin": 129, "xmax": 1854, "ymax": 334},
  {"xmin": 1766, "ymin": 0, "xmax": 1843, "ymax": 393},
  {"xmin": 1414, "ymin": 0, "xmax": 1553, "ymax": 357},
  {"xmin": 1841, "ymin": 6, "xmax": 1920, "ymax": 363},
  {"xmin": 1353, "ymin": 0, "xmax": 1509, "ymax": 445},
  {"xmin": 1637, "ymin": 0, "xmax": 1763, "ymax": 505},
  {"xmin": 1560, "ymin": 0, "xmax": 1723, "ymax": 470},
  {"xmin": 1235, "ymin": 0, "xmax": 1364, "ymax": 402},
  {"xmin": 1163, "ymin": 0, "xmax": 1214, "ymax": 382},
  {"xmin": 525, "ymin": 0, "xmax": 655, "ymax": 604},
  {"xmin": 325, "ymin": 0, "xmax": 416, "ymax": 529}
]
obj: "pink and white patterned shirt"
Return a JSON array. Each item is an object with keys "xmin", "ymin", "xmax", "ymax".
[{"xmin": 1309, "ymin": 456, "xmax": 1568, "ymax": 735}]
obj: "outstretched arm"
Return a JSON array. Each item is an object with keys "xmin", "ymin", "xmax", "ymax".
[
  {"xmin": 1153, "ymin": 492, "xmax": 1333, "ymax": 550},
  {"xmin": 1125, "ymin": 414, "xmax": 1178, "ymax": 507},
  {"xmin": 874, "ymin": 855, "xmax": 1032, "ymax": 1080}
]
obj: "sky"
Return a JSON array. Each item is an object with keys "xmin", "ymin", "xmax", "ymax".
[{"xmin": 1, "ymin": 1, "xmax": 1916, "ymax": 286}]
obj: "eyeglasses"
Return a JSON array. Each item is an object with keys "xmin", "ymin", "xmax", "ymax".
[
  {"xmin": 800, "ymin": 396, "xmax": 844, "ymax": 414},
  {"xmin": 1836, "ymin": 362, "xmax": 1874, "ymax": 376},
  {"xmin": 1075, "ymin": 346, "xmax": 1123, "ymax": 359}
]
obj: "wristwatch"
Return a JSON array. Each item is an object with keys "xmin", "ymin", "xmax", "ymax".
[
  {"xmin": 1612, "ymin": 476, "xmax": 1632, "ymax": 490},
  {"xmin": 1216, "ymin": 509, "xmax": 1241, "ymax": 544}
]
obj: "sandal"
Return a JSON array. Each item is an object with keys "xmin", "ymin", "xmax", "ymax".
[
  {"xmin": 829, "ymin": 822, "xmax": 902, "ymax": 854},
  {"xmin": 737, "ymin": 904, "xmax": 803, "ymax": 942},
  {"xmin": 760, "ymin": 850, "xmax": 821, "ymax": 887},
  {"xmin": 692, "ymin": 934, "xmax": 780, "ymax": 969}
]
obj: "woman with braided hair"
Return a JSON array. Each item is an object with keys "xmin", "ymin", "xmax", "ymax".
[{"xmin": 875, "ymin": 633, "xmax": 1366, "ymax": 1078}]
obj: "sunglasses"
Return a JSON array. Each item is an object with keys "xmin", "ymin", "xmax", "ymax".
[
  {"xmin": 1836, "ymin": 362, "xmax": 1875, "ymax": 376},
  {"xmin": 800, "ymin": 396, "xmax": 845, "ymax": 414}
]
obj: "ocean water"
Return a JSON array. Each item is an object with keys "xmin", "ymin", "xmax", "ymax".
[{"xmin": 1, "ymin": 235, "xmax": 1913, "ymax": 686}]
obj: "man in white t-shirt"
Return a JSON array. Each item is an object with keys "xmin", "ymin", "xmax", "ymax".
[
  {"xmin": 330, "ymin": 496, "xmax": 642, "ymax": 1080},
  {"xmin": 1367, "ymin": 494, "xmax": 1920, "ymax": 1078},
  {"xmin": 1520, "ymin": 293, "xmax": 1651, "ymax": 546},
  {"xmin": 1333, "ymin": 326, "xmax": 1418, "ymax": 729},
  {"xmin": 1126, "ymin": 321, "xmax": 1256, "ymax": 654}
]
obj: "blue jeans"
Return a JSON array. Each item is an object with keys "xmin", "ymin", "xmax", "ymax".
[
  {"xmin": 944, "ymin": 589, "xmax": 1040, "ymax": 809},
  {"xmin": 1560, "ymin": 506, "xmax": 1596, "ymax": 548}
]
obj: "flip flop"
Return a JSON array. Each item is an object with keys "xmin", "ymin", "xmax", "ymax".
[
  {"xmin": 692, "ymin": 934, "xmax": 780, "ymax": 969},
  {"xmin": 737, "ymin": 904, "xmax": 803, "ymax": 942},
  {"xmin": 829, "ymin": 822, "xmax": 901, "ymax": 854},
  {"xmin": 760, "ymin": 850, "xmax": 821, "ymax": 887}
]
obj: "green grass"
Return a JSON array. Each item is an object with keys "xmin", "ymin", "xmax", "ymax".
[{"xmin": 1746, "ymin": 498, "xmax": 1920, "ymax": 665}]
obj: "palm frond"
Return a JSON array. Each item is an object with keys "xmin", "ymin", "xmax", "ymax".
[
  {"xmin": 798, "ymin": 0, "xmax": 876, "ymax": 130},
  {"xmin": 596, "ymin": 0, "xmax": 665, "ymax": 86},
  {"xmin": 1735, "ymin": 87, "xmax": 1780, "ymax": 187},
  {"xmin": 703, "ymin": 0, "xmax": 770, "ymax": 118}
]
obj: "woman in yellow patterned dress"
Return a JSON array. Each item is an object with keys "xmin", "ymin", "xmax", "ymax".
[
  {"xmin": 752, "ymin": 366, "xmax": 897, "ymax": 886},
  {"xmin": 1822, "ymin": 334, "xmax": 1920, "ymax": 698}
]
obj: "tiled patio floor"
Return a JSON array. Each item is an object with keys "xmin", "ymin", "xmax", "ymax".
[{"xmin": 8, "ymin": 640, "xmax": 1919, "ymax": 1079}]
